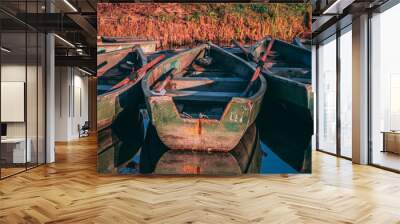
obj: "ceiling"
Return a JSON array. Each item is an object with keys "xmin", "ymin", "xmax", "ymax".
[
  {"xmin": 311, "ymin": 0, "xmax": 390, "ymax": 43},
  {"xmin": 0, "ymin": 0, "xmax": 97, "ymax": 72}
]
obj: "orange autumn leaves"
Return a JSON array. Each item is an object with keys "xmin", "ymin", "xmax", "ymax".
[{"xmin": 98, "ymin": 3, "xmax": 310, "ymax": 49}]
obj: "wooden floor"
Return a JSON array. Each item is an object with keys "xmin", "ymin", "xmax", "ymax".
[
  {"xmin": 1, "ymin": 167, "xmax": 26, "ymax": 178},
  {"xmin": 373, "ymin": 150, "xmax": 400, "ymax": 171},
  {"xmin": 1, "ymin": 136, "xmax": 400, "ymax": 224}
]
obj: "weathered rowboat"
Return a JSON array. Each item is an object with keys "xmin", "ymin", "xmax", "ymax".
[
  {"xmin": 97, "ymin": 46, "xmax": 147, "ymax": 95},
  {"xmin": 244, "ymin": 37, "xmax": 313, "ymax": 172},
  {"xmin": 235, "ymin": 37, "xmax": 313, "ymax": 124},
  {"xmin": 142, "ymin": 43, "xmax": 267, "ymax": 152},
  {"xmin": 249, "ymin": 37, "xmax": 311, "ymax": 68},
  {"xmin": 97, "ymin": 47, "xmax": 165, "ymax": 173},
  {"xmin": 98, "ymin": 36, "xmax": 158, "ymax": 53}
]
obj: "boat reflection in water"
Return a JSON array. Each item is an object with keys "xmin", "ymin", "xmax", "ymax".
[{"xmin": 117, "ymin": 101, "xmax": 312, "ymax": 174}]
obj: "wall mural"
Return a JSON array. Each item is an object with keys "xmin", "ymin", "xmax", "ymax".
[{"xmin": 97, "ymin": 3, "xmax": 313, "ymax": 175}]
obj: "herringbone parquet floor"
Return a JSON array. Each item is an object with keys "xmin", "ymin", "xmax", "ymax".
[{"xmin": 1, "ymin": 135, "xmax": 400, "ymax": 224}]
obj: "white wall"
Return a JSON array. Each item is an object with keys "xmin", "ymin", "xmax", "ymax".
[
  {"xmin": 1, "ymin": 63, "xmax": 46, "ymax": 164},
  {"xmin": 55, "ymin": 66, "xmax": 89, "ymax": 141},
  {"xmin": 55, "ymin": 66, "xmax": 69, "ymax": 141},
  {"xmin": 72, "ymin": 73, "xmax": 89, "ymax": 138},
  {"xmin": 1, "ymin": 64, "xmax": 37, "ymax": 138},
  {"xmin": 1, "ymin": 65, "xmax": 26, "ymax": 138}
]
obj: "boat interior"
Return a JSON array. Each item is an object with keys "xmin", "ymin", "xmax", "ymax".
[
  {"xmin": 97, "ymin": 48, "xmax": 147, "ymax": 95},
  {"xmin": 149, "ymin": 45, "xmax": 262, "ymax": 120}
]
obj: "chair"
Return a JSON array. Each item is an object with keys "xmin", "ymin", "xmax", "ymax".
[{"xmin": 78, "ymin": 121, "xmax": 90, "ymax": 138}]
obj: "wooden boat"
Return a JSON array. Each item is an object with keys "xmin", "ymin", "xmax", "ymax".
[
  {"xmin": 243, "ymin": 37, "xmax": 313, "ymax": 172},
  {"xmin": 97, "ymin": 46, "xmax": 147, "ymax": 95},
  {"xmin": 142, "ymin": 43, "xmax": 267, "ymax": 152},
  {"xmin": 255, "ymin": 37, "xmax": 312, "ymax": 121},
  {"xmin": 249, "ymin": 37, "xmax": 311, "ymax": 69},
  {"xmin": 235, "ymin": 37, "xmax": 313, "ymax": 124},
  {"xmin": 97, "ymin": 47, "xmax": 165, "ymax": 173},
  {"xmin": 98, "ymin": 36, "xmax": 158, "ymax": 54}
]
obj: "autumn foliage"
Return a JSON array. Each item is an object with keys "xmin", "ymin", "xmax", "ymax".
[{"xmin": 98, "ymin": 3, "xmax": 311, "ymax": 49}]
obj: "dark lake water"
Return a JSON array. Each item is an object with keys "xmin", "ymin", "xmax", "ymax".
[
  {"xmin": 116, "ymin": 97, "xmax": 312, "ymax": 175},
  {"xmin": 118, "ymin": 140, "xmax": 299, "ymax": 174}
]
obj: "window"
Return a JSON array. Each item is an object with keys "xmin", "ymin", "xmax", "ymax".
[
  {"xmin": 0, "ymin": 1, "xmax": 47, "ymax": 179},
  {"xmin": 317, "ymin": 35, "xmax": 337, "ymax": 154},
  {"xmin": 339, "ymin": 27, "xmax": 352, "ymax": 158},
  {"xmin": 370, "ymin": 3, "xmax": 400, "ymax": 171}
]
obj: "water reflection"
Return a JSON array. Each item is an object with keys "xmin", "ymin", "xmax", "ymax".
[
  {"xmin": 116, "ymin": 98, "xmax": 312, "ymax": 174},
  {"xmin": 257, "ymin": 93, "xmax": 313, "ymax": 173},
  {"xmin": 260, "ymin": 142, "xmax": 297, "ymax": 174}
]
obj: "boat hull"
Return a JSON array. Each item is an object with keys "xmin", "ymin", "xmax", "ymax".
[
  {"xmin": 247, "ymin": 37, "xmax": 313, "ymax": 124},
  {"xmin": 264, "ymin": 73, "xmax": 313, "ymax": 123},
  {"xmin": 147, "ymin": 95, "xmax": 263, "ymax": 152},
  {"xmin": 142, "ymin": 44, "xmax": 266, "ymax": 152}
]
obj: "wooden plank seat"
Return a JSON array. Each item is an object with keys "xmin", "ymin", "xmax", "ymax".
[
  {"xmin": 269, "ymin": 67, "xmax": 310, "ymax": 74},
  {"xmin": 175, "ymin": 69, "xmax": 239, "ymax": 78},
  {"xmin": 119, "ymin": 62, "xmax": 134, "ymax": 70},
  {"xmin": 186, "ymin": 68, "xmax": 228, "ymax": 73},
  {"xmin": 166, "ymin": 90, "xmax": 241, "ymax": 102},
  {"xmin": 290, "ymin": 77, "xmax": 311, "ymax": 84},
  {"xmin": 101, "ymin": 74, "xmax": 126, "ymax": 80},
  {"xmin": 249, "ymin": 60, "xmax": 288, "ymax": 68},
  {"xmin": 167, "ymin": 77, "xmax": 247, "ymax": 92},
  {"xmin": 268, "ymin": 51, "xmax": 279, "ymax": 57},
  {"xmin": 272, "ymin": 71, "xmax": 311, "ymax": 79},
  {"xmin": 97, "ymin": 61, "xmax": 107, "ymax": 69},
  {"xmin": 101, "ymin": 69, "xmax": 125, "ymax": 78}
]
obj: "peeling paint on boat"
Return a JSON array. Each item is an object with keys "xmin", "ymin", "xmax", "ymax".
[{"xmin": 142, "ymin": 43, "xmax": 266, "ymax": 152}]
